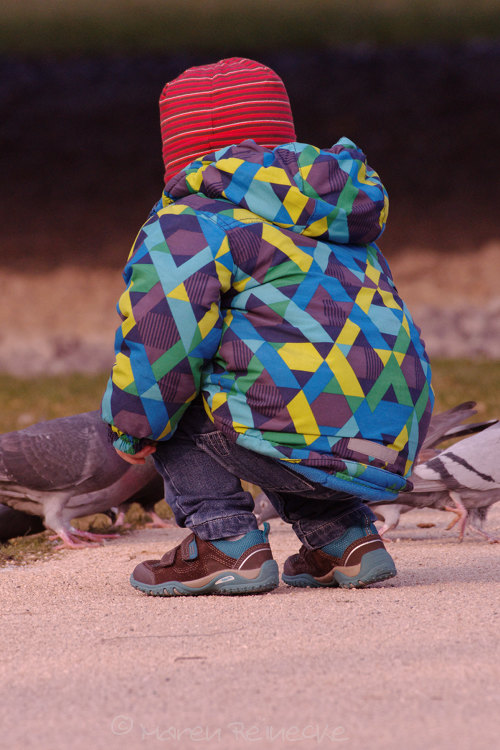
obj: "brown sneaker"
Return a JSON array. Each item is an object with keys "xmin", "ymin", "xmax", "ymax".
[
  {"xmin": 130, "ymin": 523, "xmax": 278, "ymax": 596},
  {"xmin": 282, "ymin": 522, "xmax": 397, "ymax": 589}
]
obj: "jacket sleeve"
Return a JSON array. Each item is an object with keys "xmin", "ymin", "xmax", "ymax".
[{"xmin": 101, "ymin": 203, "xmax": 233, "ymax": 453}]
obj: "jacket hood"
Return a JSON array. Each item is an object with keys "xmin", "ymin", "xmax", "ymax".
[{"xmin": 163, "ymin": 138, "xmax": 388, "ymax": 245}]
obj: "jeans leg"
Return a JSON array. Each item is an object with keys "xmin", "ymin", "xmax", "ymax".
[
  {"xmin": 153, "ymin": 422, "xmax": 258, "ymax": 541},
  {"xmin": 263, "ymin": 489, "xmax": 376, "ymax": 549},
  {"xmin": 178, "ymin": 404, "xmax": 377, "ymax": 549},
  {"xmin": 153, "ymin": 398, "xmax": 375, "ymax": 546}
]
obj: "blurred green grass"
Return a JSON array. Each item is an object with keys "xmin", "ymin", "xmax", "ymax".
[
  {"xmin": 1, "ymin": 0, "xmax": 500, "ymax": 55},
  {"xmin": 429, "ymin": 359, "xmax": 500, "ymax": 419},
  {"xmin": 1, "ymin": 359, "xmax": 499, "ymax": 435},
  {"xmin": 0, "ymin": 373, "xmax": 107, "ymax": 434}
]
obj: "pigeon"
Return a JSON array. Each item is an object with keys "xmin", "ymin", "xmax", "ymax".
[
  {"xmin": 254, "ymin": 402, "xmax": 499, "ymax": 543},
  {"xmin": 253, "ymin": 490, "xmax": 279, "ymax": 525},
  {"xmin": 0, "ymin": 410, "xmax": 165, "ymax": 548},
  {"xmin": 0, "ymin": 475, "xmax": 169, "ymax": 543},
  {"xmin": 108, "ymin": 481, "xmax": 172, "ymax": 530},
  {"xmin": 410, "ymin": 400, "xmax": 496, "ymax": 461},
  {"xmin": 370, "ymin": 403, "xmax": 500, "ymax": 542}
]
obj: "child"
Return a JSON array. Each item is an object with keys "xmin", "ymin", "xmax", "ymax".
[{"xmin": 101, "ymin": 57, "xmax": 433, "ymax": 596}]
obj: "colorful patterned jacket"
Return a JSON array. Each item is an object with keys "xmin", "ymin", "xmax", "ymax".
[{"xmin": 102, "ymin": 138, "xmax": 433, "ymax": 501}]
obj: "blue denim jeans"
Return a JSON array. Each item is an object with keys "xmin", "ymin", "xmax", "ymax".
[{"xmin": 153, "ymin": 400, "xmax": 375, "ymax": 549}]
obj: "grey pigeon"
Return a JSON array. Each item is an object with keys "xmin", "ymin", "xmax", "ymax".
[
  {"xmin": 416, "ymin": 401, "xmax": 486, "ymax": 450},
  {"xmin": 0, "ymin": 411, "xmax": 164, "ymax": 548},
  {"xmin": 370, "ymin": 404, "xmax": 500, "ymax": 542},
  {"xmin": 254, "ymin": 491, "xmax": 279, "ymax": 525},
  {"xmin": 0, "ymin": 476, "xmax": 169, "ymax": 543},
  {"xmin": 254, "ymin": 402, "xmax": 499, "ymax": 543},
  {"xmin": 108, "ymin": 482, "xmax": 172, "ymax": 530}
]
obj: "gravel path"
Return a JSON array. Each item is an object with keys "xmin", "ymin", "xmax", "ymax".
[{"xmin": 1, "ymin": 509, "xmax": 499, "ymax": 750}]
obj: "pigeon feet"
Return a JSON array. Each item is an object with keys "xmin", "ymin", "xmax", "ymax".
[
  {"xmin": 72, "ymin": 529, "xmax": 120, "ymax": 541},
  {"xmin": 375, "ymin": 523, "xmax": 394, "ymax": 543},
  {"xmin": 444, "ymin": 492, "xmax": 498, "ymax": 542},
  {"xmin": 467, "ymin": 525, "xmax": 499, "ymax": 544},
  {"xmin": 445, "ymin": 491, "xmax": 468, "ymax": 541},
  {"xmin": 110, "ymin": 511, "xmax": 134, "ymax": 530},
  {"xmin": 144, "ymin": 511, "xmax": 174, "ymax": 529},
  {"xmin": 51, "ymin": 527, "xmax": 120, "ymax": 550}
]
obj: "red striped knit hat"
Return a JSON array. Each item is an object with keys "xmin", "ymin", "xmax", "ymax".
[{"xmin": 160, "ymin": 57, "xmax": 296, "ymax": 183}]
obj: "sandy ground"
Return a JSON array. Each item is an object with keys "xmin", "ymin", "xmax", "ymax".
[{"xmin": 1, "ymin": 507, "xmax": 499, "ymax": 750}]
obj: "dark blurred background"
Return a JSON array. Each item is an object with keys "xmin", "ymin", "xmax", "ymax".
[{"xmin": 2, "ymin": 1, "xmax": 500, "ymax": 270}]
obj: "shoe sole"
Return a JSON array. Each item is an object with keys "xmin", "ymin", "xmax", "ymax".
[
  {"xmin": 130, "ymin": 559, "xmax": 279, "ymax": 596},
  {"xmin": 282, "ymin": 548, "xmax": 397, "ymax": 589}
]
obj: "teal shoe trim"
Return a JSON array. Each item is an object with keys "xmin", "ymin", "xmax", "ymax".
[
  {"xmin": 282, "ymin": 548, "xmax": 396, "ymax": 590},
  {"xmin": 211, "ymin": 522, "xmax": 271, "ymax": 559},
  {"xmin": 130, "ymin": 558, "xmax": 279, "ymax": 597}
]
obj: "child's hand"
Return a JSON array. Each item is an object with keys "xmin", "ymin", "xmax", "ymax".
[{"xmin": 115, "ymin": 444, "xmax": 157, "ymax": 465}]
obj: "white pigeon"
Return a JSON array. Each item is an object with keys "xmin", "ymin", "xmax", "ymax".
[
  {"xmin": 253, "ymin": 402, "xmax": 499, "ymax": 542},
  {"xmin": 0, "ymin": 411, "xmax": 164, "ymax": 548},
  {"xmin": 371, "ymin": 406, "xmax": 500, "ymax": 542}
]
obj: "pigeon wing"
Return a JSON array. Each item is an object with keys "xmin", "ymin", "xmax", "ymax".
[
  {"xmin": 422, "ymin": 402, "xmax": 478, "ymax": 449},
  {"xmin": 415, "ymin": 422, "xmax": 500, "ymax": 492},
  {"xmin": 0, "ymin": 411, "xmax": 124, "ymax": 492}
]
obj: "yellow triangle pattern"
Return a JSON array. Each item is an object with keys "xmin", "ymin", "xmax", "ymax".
[
  {"xmin": 217, "ymin": 157, "xmax": 244, "ymax": 174},
  {"xmin": 277, "ymin": 342, "xmax": 324, "ymax": 372},
  {"xmin": 119, "ymin": 287, "xmax": 136, "ymax": 337},
  {"xmin": 286, "ymin": 390, "xmax": 319, "ymax": 443},
  {"xmin": 283, "ymin": 188, "xmax": 310, "ymax": 223},
  {"xmin": 387, "ymin": 423, "xmax": 408, "ymax": 454},
  {"xmin": 210, "ymin": 391, "xmax": 228, "ymax": 413},
  {"xmin": 262, "ymin": 224, "xmax": 313, "ymax": 272},
  {"xmin": 202, "ymin": 394, "xmax": 216, "ymax": 423},
  {"xmin": 365, "ymin": 263, "xmax": 381, "ymax": 285},
  {"xmin": 112, "ymin": 352, "xmax": 134, "ymax": 390},
  {"xmin": 303, "ymin": 216, "xmax": 329, "ymax": 239},
  {"xmin": 336, "ymin": 318, "xmax": 361, "ymax": 346},
  {"xmin": 215, "ymin": 235, "xmax": 231, "ymax": 259},
  {"xmin": 325, "ymin": 346, "xmax": 365, "ymax": 397},
  {"xmin": 254, "ymin": 166, "xmax": 292, "ymax": 186},
  {"xmin": 157, "ymin": 420, "xmax": 174, "ymax": 440},
  {"xmin": 167, "ymin": 282, "xmax": 189, "ymax": 301},
  {"xmin": 355, "ymin": 286, "xmax": 376, "ymax": 313},
  {"xmin": 379, "ymin": 287, "xmax": 402, "ymax": 311},
  {"xmin": 186, "ymin": 169, "xmax": 204, "ymax": 193},
  {"xmin": 233, "ymin": 275, "xmax": 252, "ymax": 293},
  {"xmin": 215, "ymin": 260, "xmax": 232, "ymax": 292},
  {"xmin": 158, "ymin": 203, "xmax": 187, "ymax": 217},
  {"xmin": 197, "ymin": 302, "xmax": 220, "ymax": 339},
  {"xmin": 231, "ymin": 207, "xmax": 260, "ymax": 222},
  {"xmin": 298, "ymin": 163, "xmax": 313, "ymax": 181},
  {"xmin": 379, "ymin": 194, "xmax": 389, "ymax": 228},
  {"xmin": 375, "ymin": 348, "xmax": 392, "ymax": 365}
]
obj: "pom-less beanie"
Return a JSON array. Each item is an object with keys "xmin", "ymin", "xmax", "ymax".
[{"xmin": 160, "ymin": 57, "xmax": 296, "ymax": 183}]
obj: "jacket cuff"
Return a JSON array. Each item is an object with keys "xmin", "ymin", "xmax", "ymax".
[{"xmin": 112, "ymin": 431, "xmax": 143, "ymax": 455}]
